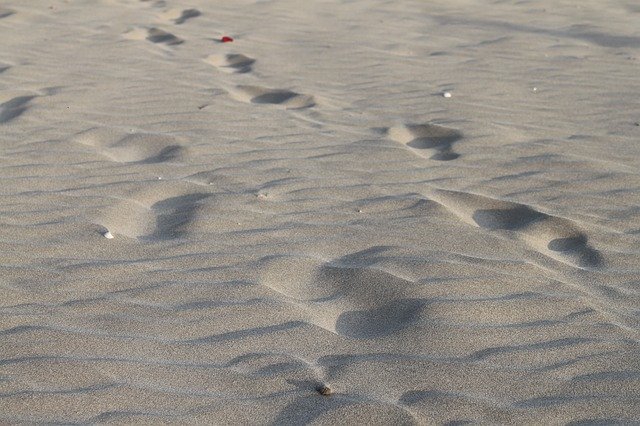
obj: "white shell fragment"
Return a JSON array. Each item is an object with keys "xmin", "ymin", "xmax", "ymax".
[
  {"xmin": 103, "ymin": 230, "xmax": 114, "ymax": 239},
  {"xmin": 443, "ymin": 92, "xmax": 452, "ymax": 98}
]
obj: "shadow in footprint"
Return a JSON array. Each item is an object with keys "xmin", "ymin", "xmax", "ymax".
[
  {"xmin": 0, "ymin": 96, "xmax": 35, "ymax": 123},
  {"xmin": 387, "ymin": 123, "xmax": 462, "ymax": 161},
  {"xmin": 147, "ymin": 28, "xmax": 183, "ymax": 45},
  {"xmin": 148, "ymin": 193, "xmax": 209, "ymax": 240},
  {"xmin": 235, "ymin": 85, "xmax": 315, "ymax": 109},
  {"xmin": 272, "ymin": 395, "xmax": 351, "ymax": 425},
  {"xmin": 252, "ymin": 91, "xmax": 298, "ymax": 104},
  {"xmin": 335, "ymin": 299, "xmax": 424, "ymax": 338},
  {"xmin": 472, "ymin": 207, "xmax": 602, "ymax": 267},
  {"xmin": 207, "ymin": 54, "xmax": 255, "ymax": 73},
  {"xmin": 0, "ymin": 8, "xmax": 14, "ymax": 19},
  {"xmin": 472, "ymin": 206, "xmax": 545, "ymax": 230},
  {"xmin": 137, "ymin": 145, "xmax": 184, "ymax": 164},
  {"xmin": 174, "ymin": 9, "xmax": 200, "ymax": 24},
  {"xmin": 547, "ymin": 236, "xmax": 603, "ymax": 268}
]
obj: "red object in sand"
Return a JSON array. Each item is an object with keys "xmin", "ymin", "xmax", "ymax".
[{"xmin": 221, "ymin": 36, "xmax": 233, "ymax": 43}]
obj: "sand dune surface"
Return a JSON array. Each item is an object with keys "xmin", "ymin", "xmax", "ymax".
[{"xmin": 1, "ymin": 0, "xmax": 639, "ymax": 424}]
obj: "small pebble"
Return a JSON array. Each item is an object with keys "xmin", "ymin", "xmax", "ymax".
[
  {"xmin": 157, "ymin": 176, "xmax": 162, "ymax": 180},
  {"xmin": 221, "ymin": 36, "xmax": 233, "ymax": 43},
  {"xmin": 443, "ymin": 92, "xmax": 452, "ymax": 98},
  {"xmin": 103, "ymin": 230, "xmax": 114, "ymax": 239},
  {"xmin": 317, "ymin": 385, "xmax": 332, "ymax": 396},
  {"xmin": 532, "ymin": 87, "xmax": 538, "ymax": 92}
]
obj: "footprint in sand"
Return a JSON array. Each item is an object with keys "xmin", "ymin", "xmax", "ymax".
[
  {"xmin": 260, "ymin": 251, "xmax": 425, "ymax": 338},
  {"xmin": 146, "ymin": 27, "xmax": 183, "ymax": 45},
  {"xmin": 94, "ymin": 186, "xmax": 210, "ymax": 241},
  {"xmin": 74, "ymin": 127, "xmax": 187, "ymax": 164},
  {"xmin": 147, "ymin": 193, "xmax": 210, "ymax": 240},
  {"xmin": 139, "ymin": 0, "xmax": 166, "ymax": 6},
  {"xmin": 428, "ymin": 189, "xmax": 603, "ymax": 268},
  {"xmin": 157, "ymin": 8, "xmax": 201, "ymax": 25},
  {"xmin": 0, "ymin": 96, "xmax": 35, "ymax": 124},
  {"xmin": 385, "ymin": 123, "xmax": 462, "ymax": 161},
  {"xmin": 0, "ymin": 7, "xmax": 14, "ymax": 18},
  {"xmin": 124, "ymin": 27, "xmax": 183, "ymax": 46},
  {"xmin": 232, "ymin": 85, "xmax": 315, "ymax": 109},
  {"xmin": 205, "ymin": 53, "xmax": 256, "ymax": 74}
]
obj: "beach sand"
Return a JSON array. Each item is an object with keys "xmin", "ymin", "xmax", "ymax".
[{"xmin": 1, "ymin": 0, "xmax": 639, "ymax": 423}]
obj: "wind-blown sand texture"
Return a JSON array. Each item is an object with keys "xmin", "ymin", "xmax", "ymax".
[{"xmin": 1, "ymin": 0, "xmax": 640, "ymax": 424}]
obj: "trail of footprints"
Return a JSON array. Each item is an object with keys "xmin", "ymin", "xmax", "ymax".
[
  {"xmin": 100, "ymin": 1, "xmax": 317, "ymax": 240},
  {"xmin": 111, "ymin": 1, "xmax": 605, "ymax": 266},
  {"xmin": 2, "ymin": 1, "xmax": 600, "ymax": 268}
]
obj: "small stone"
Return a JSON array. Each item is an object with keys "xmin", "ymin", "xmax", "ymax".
[
  {"xmin": 317, "ymin": 385, "xmax": 332, "ymax": 396},
  {"xmin": 443, "ymin": 91, "xmax": 452, "ymax": 98},
  {"xmin": 103, "ymin": 230, "xmax": 114, "ymax": 239},
  {"xmin": 532, "ymin": 87, "xmax": 538, "ymax": 92}
]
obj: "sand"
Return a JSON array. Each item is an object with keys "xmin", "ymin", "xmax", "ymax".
[{"xmin": 1, "ymin": 0, "xmax": 639, "ymax": 424}]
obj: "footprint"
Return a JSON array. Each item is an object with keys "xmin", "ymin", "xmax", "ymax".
[
  {"xmin": 123, "ymin": 27, "xmax": 183, "ymax": 46},
  {"xmin": 0, "ymin": 8, "xmax": 14, "ymax": 18},
  {"xmin": 93, "ymin": 186, "xmax": 210, "ymax": 241},
  {"xmin": 205, "ymin": 53, "xmax": 255, "ymax": 74},
  {"xmin": 428, "ymin": 189, "xmax": 603, "ymax": 268},
  {"xmin": 173, "ymin": 9, "xmax": 201, "ymax": 24},
  {"xmin": 260, "ymin": 253, "xmax": 424, "ymax": 338},
  {"xmin": 232, "ymin": 85, "xmax": 315, "ymax": 109},
  {"xmin": 385, "ymin": 123, "xmax": 462, "ymax": 161},
  {"xmin": 146, "ymin": 27, "xmax": 183, "ymax": 45},
  {"xmin": 74, "ymin": 127, "xmax": 187, "ymax": 164},
  {"xmin": 139, "ymin": 0, "xmax": 166, "ymax": 6},
  {"xmin": 0, "ymin": 96, "xmax": 35, "ymax": 124}
]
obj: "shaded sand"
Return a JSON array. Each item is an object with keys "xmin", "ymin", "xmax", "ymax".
[{"xmin": 1, "ymin": 0, "xmax": 640, "ymax": 424}]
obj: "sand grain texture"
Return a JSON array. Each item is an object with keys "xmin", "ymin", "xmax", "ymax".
[{"xmin": 1, "ymin": 0, "xmax": 639, "ymax": 424}]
